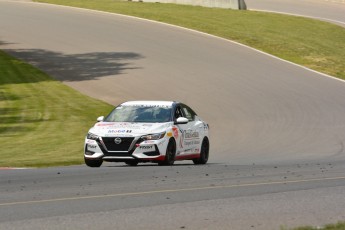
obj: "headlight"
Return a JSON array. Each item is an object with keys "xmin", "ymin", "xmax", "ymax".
[
  {"xmin": 141, "ymin": 132, "xmax": 166, "ymax": 140},
  {"xmin": 87, "ymin": 132, "xmax": 99, "ymax": 140}
]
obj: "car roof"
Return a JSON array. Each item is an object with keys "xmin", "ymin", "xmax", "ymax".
[{"xmin": 120, "ymin": 101, "xmax": 176, "ymax": 107}]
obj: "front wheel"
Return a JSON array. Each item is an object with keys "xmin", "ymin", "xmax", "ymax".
[
  {"xmin": 193, "ymin": 138, "xmax": 209, "ymax": 165},
  {"xmin": 84, "ymin": 157, "xmax": 103, "ymax": 167},
  {"xmin": 159, "ymin": 139, "xmax": 176, "ymax": 166}
]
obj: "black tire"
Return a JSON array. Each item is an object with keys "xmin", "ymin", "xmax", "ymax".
[
  {"xmin": 84, "ymin": 157, "xmax": 103, "ymax": 167},
  {"xmin": 159, "ymin": 139, "xmax": 176, "ymax": 166},
  {"xmin": 125, "ymin": 160, "xmax": 139, "ymax": 166},
  {"xmin": 193, "ymin": 138, "xmax": 209, "ymax": 165}
]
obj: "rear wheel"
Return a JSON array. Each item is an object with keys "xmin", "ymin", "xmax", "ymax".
[
  {"xmin": 84, "ymin": 157, "xmax": 103, "ymax": 167},
  {"xmin": 193, "ymin": 138, "xmax": 209, "ymax": 165},
  {"xmin": 159, "ymin": 139, "xmax": 176, "ymax": 166}
]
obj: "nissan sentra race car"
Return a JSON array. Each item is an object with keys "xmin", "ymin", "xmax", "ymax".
[{"xmin": 84, "ymin": 101, "xmax": 209, "ymax": 167}]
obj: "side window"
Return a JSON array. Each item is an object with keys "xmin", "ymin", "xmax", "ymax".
[
  {"xmin": 174, "ymin": 107, "xmax": 184, "ymax": 120},
  {"xmin": 181, "ymin": 105, "xmax": 195, "ymax": 121}
]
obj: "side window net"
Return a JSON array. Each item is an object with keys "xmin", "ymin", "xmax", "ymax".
[{"xmin": 175, "ymin": 107, "xmax": 183, "ymax": 119}]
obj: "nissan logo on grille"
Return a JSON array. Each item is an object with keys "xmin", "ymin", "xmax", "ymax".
[{"xmin": 114, "ymin": 137, "xmax": 122, "ymax": 144}]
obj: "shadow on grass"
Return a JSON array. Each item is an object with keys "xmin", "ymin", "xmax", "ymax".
[
  {"xmin": 0, "ymin": 89, "xmax": 22, "ymax": 101},
  {"xmin": 0, "ymin": 125, "xmax": 33, "ymax": 137},
  {"xmin": 0, "ymin": 108, "xmax": 20, "ymax": 117},
  {"xmin": 2, "ymin": 48, "xmax": 144, "ymax": 83},
  {"xmin": 0, "ymin": 115, "xmax": 51, "ymax": 124},
  {"xmin": 0, "ymin": 107, "xmax": 46, "ymax": 135}
]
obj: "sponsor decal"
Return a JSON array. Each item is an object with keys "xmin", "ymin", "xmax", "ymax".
[
  {"xmin": 143, "ymin": 140, "xmax": 155, "ymax": 144},
  {"xmin": 87, "ymin": 144, "xmax": 97, "ymax": 149},
  {"xmin": 172, "ymin": 127, "xmax": 179, "ymax": 138},
  {"xmin": 97, "ymin": 123, "xmax": 143, "ymax": 130},
  {"xmin": 107, "ymin": 123, "xmax": 132, "ymax": 127},
  {"xmin": 183, "ymin": 130, "xmax": 199, "ymax": 139},
  {"xmin": 108, "ymin": 130, "xmax": 132, "ymax": 134},
  {"xmin": 96, "ymin": 123, "xmax": 113, "ymax": 127},
  {"xmin": 194, "ymin": 140, "xmax": 200, "ymax": 145},
  {"xmin": 122, "ymin": 104, "xmax": 171, "ymax": 108},
  {"xmin": 167, "ymin": 132, "xmax": 173, "ymax": 137},
  {"xmin": 139, "ymin": 146, "xmax": 153, "ymax": 150},
  {"xmin": 86, "ymin": 140, "xmax": 97, "ymax": 145},
  {"xmin": 174, "ymin": 129, "xmax": 199, "ymax": 149},
  {"xmin": 184, "ymin": 148, "xmax": 194, "ymax": 153},
  {"xmin": 184, "ymin": 140, "xmax": 194, "ymax": 147},
  {"xmin": 96, "ymin": 123, "xmax": 167, "ymax": 133},
  {"xmin": 104, "ymin": 133, "xmax": 132, "ymax": 137},
  {"xmin": 184, "ymin": 140, "xmax": 200, "ymax": 147}
]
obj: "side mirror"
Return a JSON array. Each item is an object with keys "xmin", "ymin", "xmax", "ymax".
[
  {"xmin": 97, "ymin": 116, "xmax": 104, "ymax": 122},
  {"xmin": 175, "ymin": 117, "xmax": 189, "ymax": 125}
]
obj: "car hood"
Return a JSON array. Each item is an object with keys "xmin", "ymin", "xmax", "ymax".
[{"xmin": 89, "ymin": 122, "xmax": 172, "ymax": 137}]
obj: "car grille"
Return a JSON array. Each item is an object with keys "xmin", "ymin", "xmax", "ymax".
[{"xmin": 101, "ymin": 137, "xmax": 135, "ymax": 152}]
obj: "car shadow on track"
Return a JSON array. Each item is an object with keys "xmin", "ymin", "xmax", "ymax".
[{"xmin": 103, "ymin": 162, "xmax": 220, "ymax": 168}]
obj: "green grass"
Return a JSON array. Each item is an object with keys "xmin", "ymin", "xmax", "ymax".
[
  {"xmin": 35, "ymin": 0, "xmax": 345, "ymax": 79},
  {"xmin": 0, "ymin": 50, "xmax": 112, "ymax": 167},
  {"xmin": 290, "ymin": 222, "xmax": 345, "ymax": 230}
]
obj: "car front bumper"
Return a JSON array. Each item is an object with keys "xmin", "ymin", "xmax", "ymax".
[{"xmin": 84, "ymin": 136, "xmax": 168, "ymax": 162}]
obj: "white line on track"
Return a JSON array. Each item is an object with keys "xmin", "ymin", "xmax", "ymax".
[{"xmin": 1, "ymin": 176, "xmax": 345, "ymax": 207}]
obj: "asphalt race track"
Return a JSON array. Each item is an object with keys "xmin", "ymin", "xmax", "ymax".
[{"xmin": 1, "ymin": 0, "xmax": 345, "ymax": 229}]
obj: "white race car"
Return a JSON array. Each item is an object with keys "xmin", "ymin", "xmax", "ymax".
[{"xmin": 84, "ymin": 101, "xmax": 209, "ymax": 167}]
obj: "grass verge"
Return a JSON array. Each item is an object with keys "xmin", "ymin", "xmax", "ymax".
[
  {"xmin": 35, "ymin": 0, "xmax": 345, "ymax": 80},
  {"xmin": 0, "ymin": 50, "xmax": 112, "ymax": 167},
  {"xmin": 290, "ymin": 222, "xmax": 345, "ymax": 230}
]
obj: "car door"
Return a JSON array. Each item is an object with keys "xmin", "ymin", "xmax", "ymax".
[
  {"xmin": 180, "ymin": 104, "xmax": 202, "ymax": 154},
  {"xmin": 173, "ymin": 105, "xmax": 191, "ymax": 155}
]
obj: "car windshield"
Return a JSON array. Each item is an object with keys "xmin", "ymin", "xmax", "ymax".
[{"xmin": 104, "ymin": 105, "xmax": 173, "ymax": 123}]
